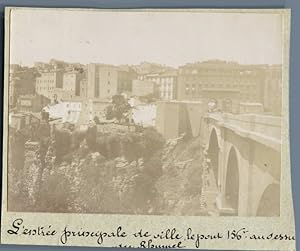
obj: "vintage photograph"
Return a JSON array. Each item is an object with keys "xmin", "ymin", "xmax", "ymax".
[{"xmin": 6, "ymin": 8, "xmax": 283, "ymax": 217}]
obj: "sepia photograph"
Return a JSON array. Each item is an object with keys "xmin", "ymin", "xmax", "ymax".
[{"xmin": 5, "ymin": 8, "xmax": 284, "ymax": 219}]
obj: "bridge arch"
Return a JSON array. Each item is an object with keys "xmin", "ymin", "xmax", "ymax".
[
  {"xmin": 256, "ymin": 183, "xmax": 280, "ymax": 216},
  {"xmin": 224, "ymin": 146, "xmax": 240, "ymax": 215},
  {"xmin": 207, "ymin": 127, "xmax": 220, "ymax": 185}
]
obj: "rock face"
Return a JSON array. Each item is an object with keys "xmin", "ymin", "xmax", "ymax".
[{"xmin": 155, "ymin": 136, "xmax": 207, "ymax": 216}]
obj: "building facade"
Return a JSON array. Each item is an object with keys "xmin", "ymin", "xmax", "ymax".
[
  {"xmin": 80, "ymin": 79, "xmax": 88, "ymax": 98},
  {"xmin": 63, "ymin": 71, "xmax": 85, "ymax": 96},
  {"xmin": 158, "ymin": 70, "xmax": 177, "ymax": 100},
  {"xmin": 155, "ymin": 101, "xmax": 205, "ymax": 139},
  {"xmin": 86, "ymin": 63, "xmax": 136, "ymax": 99},
  {"xmin": 263, "ymin": 65, "xmax": 282, "ymax": 115},
  {"xmin": 35, "ymin": 70, "xmax": 64, "ymax": 99},
  {"xmin": 16, "ymin": 94, "xmax": 50, "ymax": 113},
  {"xmin": 132, "ymin": 80, "xmax": 158, "ymax": 97},
  {"xmin": 137, "ymin": 70, "xmax": 178, "ymax": 100},
  {"xmin": 177, "ymin": 60, "xmax": 279, "ymax": 113}
]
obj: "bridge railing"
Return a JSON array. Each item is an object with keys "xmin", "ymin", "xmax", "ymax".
[{"xmin": 207, "ymin": 112, "xmax": 281, "ymax": 141}]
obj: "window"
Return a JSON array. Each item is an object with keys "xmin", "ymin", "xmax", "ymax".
[{"xmin": 185, "ymin": 84, "xmax": 190, "ymax": 95}]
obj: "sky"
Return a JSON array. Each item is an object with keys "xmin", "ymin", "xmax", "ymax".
[{"xmin": 9, "ymin": 9, "xmax": 284, "ymax": 67}]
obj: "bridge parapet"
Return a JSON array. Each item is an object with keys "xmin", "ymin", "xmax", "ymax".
[{"xmin": 206, "ymin": 112, "xmax": 281, "ymax": 151}]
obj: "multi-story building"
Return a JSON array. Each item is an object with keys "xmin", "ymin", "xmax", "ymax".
[
  {"xmin": 86, "ymin": 63, "xmax": 136, "ymax": 99},
  {"xmin": 9, "ymin": 65, "xmax": 38, "ymax": 108},
  {"xmin": 35, "ymin": 70, "xmax": 64, "ymax": 100},
  {"xmin": 79, "ymin": 79, "xmax": 88, "ymax": 99},
  {"xmin": 132, "ymin": 80, "xmax": 158, "ymax": 97},
  {"xmin": 63, "ymin": 70, "xmax": 85, "ymax": 97},
  {"xmin": 158, "ymin": 70, "xmax": 177, "ymax": 100},
  {"xmin": 263, "ymin": 65, "xmax": 282, "ymax": 115},
  {"xmin": 137, "ymin": 70, "xmax": 178, "ymax": 100},
  {"xmin": 16, "ymin": 94, "xmax": 50, "ymax": 113},
  {"xmin": 177, "ymin": 60, "xmax": 277, "ymax": 113}
]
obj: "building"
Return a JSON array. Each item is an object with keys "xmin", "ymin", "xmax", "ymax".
[
  {"xmin": 86, "ymin": 63, "xmax": 136, "ymax": 99},
  {"xmin": 16, "ymin": 94, "xmax": 50, "ymax": 113},
  {"xmin": 63, "ymin": 70, "xmax": 85, "ymax": 96},
  {"xmin": 263, "ymin": 65, "xmax": 282, "ymax": 115},
  {"xmin": 9, "ymin": 65, "xmax": 38, "ymax": 108},
  {"xmin": 239, "ymin": 102, "xmax": 264, "ymax": 114},
  {"xmin": 35, "ymin": 70, "xmax": 64, "ymax": 99},
  {"xmin": 137, "ymin": 69, "xmax": 178, "ymax": 100},
  {"xmin": 158, "ymin": 70, "xmax": 177, "ymax": 100},
  {"xmin": 9, "ymin": 112, "xmax": 41, "ymax": 131},
  {"xmin": 79, "ymin": 79, "xmax": 88, "ymax": 98},
  {"xmin": 177, "ymin": 60, "xmax": 275, "ymax": 113},
  {"xmin": 155, "ymin": 101, "xmax": 205, "ymax": 139},
  {"xmin": 91, "ymin": 101, "xmax": 111, "ymax": 120},
  {"xmin": 132, "ymin": 80, "xmax": 158, "ymax": 97},
  {"xmin": 48, "ymin": 88, "xmax": 74, "ymax": 102}
]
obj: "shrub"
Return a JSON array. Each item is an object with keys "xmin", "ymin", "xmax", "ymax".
[
  {"xmin": 121, "ymin": 133, "xmax": 143, "ymax": 163},
  {"xmin": 85, "ymin": 125, "xmax": 97, "ymax": 151},
  {"xmin": 141, "ymin": 127, "xmax": 165, "ymax": 160},
  {"xmin": 54, "ymin": 128, "xmax": 72, "ymax": 163}
]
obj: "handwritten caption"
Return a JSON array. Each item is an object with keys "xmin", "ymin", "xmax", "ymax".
[{"xmin": 7, "ymin": 218, "xmax": 295, "ymax": 248}]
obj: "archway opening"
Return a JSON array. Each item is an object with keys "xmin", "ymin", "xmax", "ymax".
[
  {"xmin": 225, "ymin": 147, "xmax": 239, "ymax": 215},
  {"xmin": 207, "ymin": 128, "xmax": 219, "ymax": 185},
  {"xmin": 256, "ymin": 184, "xmax": 280, "ymax": 216}
]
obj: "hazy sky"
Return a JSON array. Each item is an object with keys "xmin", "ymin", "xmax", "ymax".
[{"xmin": 9, "ymin": 9, "xmax": 283, "ymax": 67}]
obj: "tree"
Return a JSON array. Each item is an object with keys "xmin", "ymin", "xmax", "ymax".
[
  {"xmin": 121, "ymin": 133, "xmax": 143, "ymax": 163},
  {"xmin": 53, "ymin": 127, "xmax": 72, "ymax": 163},
  {"xmin": 105, "ymin": 95, "xmax": 131, "ymax": 122},
  {"xmin": 85, "ymin": 124, "xmax": 97, "ymax": 151},
  {"xmin": 105, "ymin": 105, "xmax": 114, "ymax": 120},
  {"xmin": 112, "ymin": 94, "xmax": 126, "ymax": 106},
  {"xmin": 141, "ymin": 127, "xmax": 165, "ymax": 161},
  {"xmin": 94, "ymin": 116, "xmax": 100, "ymax": 124}
]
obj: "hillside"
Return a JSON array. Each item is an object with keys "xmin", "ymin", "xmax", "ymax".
[{"xmin": 8, "ymin": 124, "xmax": 207, "ymax": 215}]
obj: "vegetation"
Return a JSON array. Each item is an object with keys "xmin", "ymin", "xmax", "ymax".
[
  {"xmin": 105, "ymin": 94, "xmax": 131, "ymax": 122},
  {"xmin": 8, "ymin": 121, "xmax": 168, "ymax": 215}
]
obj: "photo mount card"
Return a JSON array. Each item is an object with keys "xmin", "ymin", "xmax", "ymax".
[{"xmin": 1, "ymin": 7, "xmax": 295, "ymax": 251}]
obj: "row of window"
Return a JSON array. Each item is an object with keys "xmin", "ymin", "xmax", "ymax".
[
  {"xmin": 36, "ymin": 86, "xmax": 54, "ymax": 91},
  {"xmin": 183, "ymin": 88, "xmax": 258, "ymax": 99},
  {"xmin": 183, "ymin": 83, "xmax": 257, "ymax": 89},
  {"xmin": 36, "ymin": 79, "xmax": 55, "ymax": 84},
  {"xmin": 161, "ymin": 91, "xmax": 173, "ymax": 97},
  {"xmin": 160, "ymin": 83, "xmax": 174, "ymax": 90},
  {"xmin": 145, "ymin": 77, "xmax": 175, "ymax": 84}
]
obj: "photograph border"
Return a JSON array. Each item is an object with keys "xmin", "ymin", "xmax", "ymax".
[{"xmin": 1, "ymin": 7, "xmax": 295, "ymax": 251}]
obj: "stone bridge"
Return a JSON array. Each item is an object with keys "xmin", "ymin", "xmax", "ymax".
[
  {"xmin": 200, "ymin": 112, "xmax": 281, "ymax": 216},
  {"xmin": 155, "ymin": 101, "xmax": 281, "ymax": 216}
]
